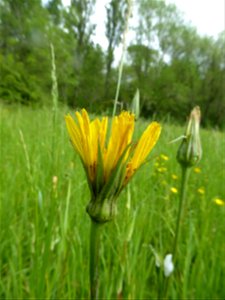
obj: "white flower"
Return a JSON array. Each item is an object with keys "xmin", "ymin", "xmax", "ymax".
[{"xmin": 163, "ymin": 254, "xmax": 174, "ymax": 277}]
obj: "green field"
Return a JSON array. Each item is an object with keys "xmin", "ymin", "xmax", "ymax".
[{"xmin": 0, "ymin": 105, "xmax": 225, "ymax": 299}]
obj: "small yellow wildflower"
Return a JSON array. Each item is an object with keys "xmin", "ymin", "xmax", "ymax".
[
  {"xmin": 70, "ymin": 161, "xmax": 74, "ymax": 169},
  {"xmin": 52, "ymin": 175, "xmax": 58, "ymax": 184},
  {"xmin": 160, "ymin": 154, "xmax": 169, "ymax": 161},
  {"xmin": 161, "ymin": 180, "xmax": 167, "ymax": 186},
  {"xmin": 157, "ymin": 167, "xmax": 167, "ymax": 173},
  {"xmin": 171, "ymin": 174, "xmax": 178, "ymax": 180},
  {"xmin": 170, "ymin": 187, "xmax": 178, "ymax": 194},
  {"xmin": 194, "ymin": 167, "xmax": 201, "ymax": 173},
  {"xmin": 65, "ymin": 109, "xmax": 161, "ymax": 222},
  {"xmin": 52, "ymin": 176, "xmax": 58, "ymax": 190},
  {"xmin": 197, "ymin": 187, "xmax": 205, "ymax": 195},
  {"xmin": 214, "ymin": 198, "xmax": 225, "ymax": 206}
]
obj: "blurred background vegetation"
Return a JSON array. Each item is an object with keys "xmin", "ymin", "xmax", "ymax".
[{"xmin": 0, "ymin": 0, "xmax": 225, "ymax": 127}]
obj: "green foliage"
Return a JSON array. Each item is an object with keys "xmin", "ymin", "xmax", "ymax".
[
  {"xmin": 0, "ymin": 54, "xmax": 41, "ymax": 103},
  {"xmin": 0, "ymin": 0, "xmax": 224, "ymax": 127},
  {"xmin": 124, "ymin": 1, "xmax": 225, "ymax": 127}
]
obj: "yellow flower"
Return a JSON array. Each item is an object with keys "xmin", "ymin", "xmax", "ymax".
[
  {"xmin": 65, "ymin": 109, "xmax": 161, "ymax": 222},
  {"xmin": 171, "ymin": 174, "xmax": 178, "ymax": 180},
  {"xmin": 161, "ymin": 180, "xmax": 167, "ymax": 186},
  {"xmin": 197, "ymin": 187, "xmax": 205, "ymax": 195},
  {"xmin": 157, "ymin": 167, "xmax": 167, "ymax": 173},
  {"xmin": 160, "ymin": 154, "xmax": 169, "ymax": 161},
  {"xmin": 214, "ymin": 198, "xmax": 225, "ymax": 206},
  {"xmin": 52, "ymin": 176, "xmax": 58, "ymax": 191},
  {"xmin": 194, "ymin": 167, "xmax": 201, "ymax": 173},
  {"xmin": 170, "ymin": 187, "xmax": 178, "ymax": 194}
]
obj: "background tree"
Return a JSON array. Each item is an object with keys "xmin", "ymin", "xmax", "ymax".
[
  {"xmin": 198, "ymin": 33, "xmax": 225, "ymax": 127},
  {"xmin": 0, "ymin": 0, "xmax": 50, "ymax": 103},
  {"xmin": 104, "ymin": 0, "xmax": 127, "ymax": 100},
  {"xmin": 63, "ymin": 0, "xmax": 104, "ymax": 108},
  {"xmin": 0, "ymin": 0, "xmax": 224, "ymax": 127}
]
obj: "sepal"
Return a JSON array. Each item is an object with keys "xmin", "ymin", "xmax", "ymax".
[{"xmin": 86, "ymin": 196, "xmax": 117, "ymax": 223}]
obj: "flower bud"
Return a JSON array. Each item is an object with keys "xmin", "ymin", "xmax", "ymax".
[{"xmin": 177, "ymin": 106, "xmax": 202, "ymax": 168}]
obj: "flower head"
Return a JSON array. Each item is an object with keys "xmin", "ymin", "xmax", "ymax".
[
  {"xmin": 160, "ymin": 154, "xmax": 169, "ymax": 161},
  {"xmin": 197, "ymin": 187, "xmax": 205, "ymax": 195},
  {"xmin": 157, "ymin": 167, "xmax": 167, "ymax": 173},
  {"xmin": 177, "ymin": 106, "xmax": 202, "ymax": 168},
  {"xmin": 171, "ymin": 174, "xmax": 178, "ymax": 180},
  {"xmin": 65, "ymin": 109, "xmax": 161, "ymax": 222},
  {"xmin": 194, "ymin": 167, "xmax": 201, "ymax": 174},
  {"xmin": 170, "ymin": 187, "xmax": 178, "ymax": 194},
  {"xmin": 214, "ymin": 198, "xmax": 225, "ymax": 206}
]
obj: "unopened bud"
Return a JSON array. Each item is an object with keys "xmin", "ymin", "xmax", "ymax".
[{"xmin": 177, "ymin": 106, "xmax": 202, "ymax": 168}]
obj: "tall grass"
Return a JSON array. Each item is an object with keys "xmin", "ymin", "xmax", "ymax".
[{"xmin": 0, "ymin": 105, "xmax": 225, "ymax": 299}]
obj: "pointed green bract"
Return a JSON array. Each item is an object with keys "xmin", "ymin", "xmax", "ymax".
[
  {"xmin": 131, "ymin": 89, "xmax": 140, "ymax": 120},
  {"xmin": 87, "ymin": 144, "xmax": 130, "ymax": 223}
]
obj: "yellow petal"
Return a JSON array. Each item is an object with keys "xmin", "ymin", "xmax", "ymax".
[
  {"xmin": 124, "ymin": 122, "xmax": 161, "ymax": 184},
  {"xmin": 98, "ymin": 117, "xmax": 108, "ymax": 151},
  {"xmin": 75, "ymin": 110, "xmax": 92, "ymax": 169},
  {"xmin": 131, "ymin": 122, "xmax": 161, "ymax": 170},
  {"xmin": 65, "ymin": 114, "xmax": 84, "ymax": 160},
  {"xmin": 65, "ymin": 110, "xmax": 110, "ymax": 183},
  {"xmin": 104, "ymin": 111, "xmax": 135, "ymax": 181}
]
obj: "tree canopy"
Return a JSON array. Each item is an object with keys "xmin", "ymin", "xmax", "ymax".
[{"xmin": 0, "ymin": 0, "xmax": 224, "ymax": 127}]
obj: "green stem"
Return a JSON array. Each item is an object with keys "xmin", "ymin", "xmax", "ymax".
[
  {"xmin": 112, "ymin": 0, "xmax": 132, "ymax": 118},
  {"xmin": 89, "ymin": 220, "xmax": 103, "ymax": 299},
  {"xmin": 172, "ymin": 167, "xmax": 190, "ymax": 260},
  {"xmin": 163, "ymin": 166, "xmax": 190, "ymax": 299},
  {"xmin": 50, "ymin": 43, "xmax": 58, "ymax": 174}
]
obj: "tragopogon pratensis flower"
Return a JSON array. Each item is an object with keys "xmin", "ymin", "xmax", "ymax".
[{"xmin": 65, "ymin": 109, "xmax": 161, "ymax": 223}]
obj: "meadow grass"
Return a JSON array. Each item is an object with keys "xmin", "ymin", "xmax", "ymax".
[{"xmin": 0, "ymin": 105, "xmax": 225, "ymax": 299}]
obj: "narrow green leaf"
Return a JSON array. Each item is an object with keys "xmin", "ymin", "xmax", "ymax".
[{"xmin": 131, "ymin": 88, "xmax": 140, "ymax": 120}]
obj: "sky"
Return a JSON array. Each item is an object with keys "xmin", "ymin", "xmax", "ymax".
[
  {"xmin": 166, "ymin": 0, "xmax": 225, "ymax": 37},
  {"xmin": 62, "ymin": 0, "xmax": 225, "ymax": 50}
]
